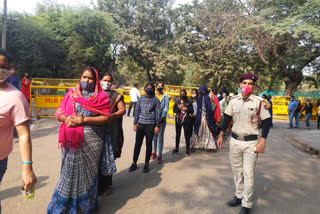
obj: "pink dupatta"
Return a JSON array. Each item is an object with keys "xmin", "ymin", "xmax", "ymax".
[{"xmin": 56, "ymin": 67, "xmax": 110, "ymax": 150}]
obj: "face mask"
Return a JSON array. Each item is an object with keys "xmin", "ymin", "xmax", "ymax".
[
  {"xmin": 307, "ymin": 102, "xmax": 310, "ymax": 104},
  {"xmin": 0, "ymin": 69, "xmax": 10, "ymax": 83},
  {"xmin": 217, "ymin": 94, "xmax": 221, "ymax": 98},
  {"xmin": 191, "ymin": 94, "xmax": 197, "ymax": 98},
  {"xmin": 101, "ymin": 82, "xmax": 112, "ymax": 91},
  {"xmin": 157, "ymin": 87, "xmax": 164, "ymax": 93},
  {"xmin": 80, "ymin": 81, "xmax": 95, "ymax": 91},
  {"xmin": 240, "ymin": 85, "xmax": 253, "ymax": 97},
  {"xmin": 145, "ymin": 89, "xmax": 154, "ymax": 96},
  {"xmin": 290, "ymin": 99, "xmax": 293, "ymax": 101},
  {"xmin": 180, "ymin": 95, "xmax": 187, "ymax": 101}
]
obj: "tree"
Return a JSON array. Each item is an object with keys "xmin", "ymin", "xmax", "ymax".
[
  {"xmin": 243, "ymin": 0, "xmax": 320, "ymax": 95},
  {"xmin": 98, "ymin": 0, "xmax": 188, "ymax": 84},
  {"xmin": 35, "ymin": 4, "xmax": 118, "ymax": 77}
]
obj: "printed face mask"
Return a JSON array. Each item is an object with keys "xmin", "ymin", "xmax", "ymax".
[
  {"xmin": 80, "ymin": 81, "xmax": 95, "ymax": 91},
  {"xmin": 101, "ymin": 82, "xmax": 112, "ymax": 91},
  {"xmin": 0, "ymin": 69, "xmax": 10, "ymax": 83},
  {"xmin": 240, "ymin": 85, "xmax": 253, "ymax": 97}
]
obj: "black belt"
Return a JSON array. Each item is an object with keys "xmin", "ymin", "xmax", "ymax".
[{"xmin": 232, "ymin": 133, "xmax": 258, "ymax": 141}]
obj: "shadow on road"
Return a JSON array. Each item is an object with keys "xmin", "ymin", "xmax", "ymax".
[
  {"xmin": 0, "ymin": 176, "xmax": 49, "ymax": 201},
  {"xmin": 97, "ymin": 150, "xmax": 185, "ymax": 214}
]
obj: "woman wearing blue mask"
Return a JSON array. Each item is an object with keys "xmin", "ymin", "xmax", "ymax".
[{"xmin": 129, "ymin": 83, "xmax": 161, "ymax": 173}]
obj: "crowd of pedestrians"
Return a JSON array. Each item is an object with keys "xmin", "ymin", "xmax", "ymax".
[{"xmin": 1, "ymin": 47, "xmax": 320, "ymax": 214}]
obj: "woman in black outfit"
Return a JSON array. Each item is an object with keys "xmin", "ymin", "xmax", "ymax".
[
  {"xmin": 302, "ymin": 99, "xmax": 313, "ymax": 129},
  {"xmin": 172, "ymin": 89, "xmax": 194, "ymax": 156}
]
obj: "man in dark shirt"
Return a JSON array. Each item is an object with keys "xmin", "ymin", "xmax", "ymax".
[{"xmin": 6, "ymin": 67, "xmax": 19, "ymax": 89}]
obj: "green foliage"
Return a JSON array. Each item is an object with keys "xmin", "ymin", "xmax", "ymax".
[{"xmin": 2, "ymin": 0, "xmax": 320, "ymax": 95}]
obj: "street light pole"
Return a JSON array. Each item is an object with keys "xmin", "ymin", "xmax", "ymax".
[{"xmin": 1, "ymin": 0, "xmax": 7, "ymax": 50}]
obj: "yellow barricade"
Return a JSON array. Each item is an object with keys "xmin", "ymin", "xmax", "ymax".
[
  {"xmin": 30, "ymin": 79, "xmax": 185, "ymax": 122},
  {"xmin": 271, "ymin": 96, "xmax": 318, "ymax": 120}
]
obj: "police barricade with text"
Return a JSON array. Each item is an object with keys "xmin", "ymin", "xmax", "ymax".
[
  {"xmin": 30, "ymin": 79, "xmax": 186, "ymax": 124},
  {"xmin": 271, "ymin": 96, "xmax": 318, "ymax": 121}
]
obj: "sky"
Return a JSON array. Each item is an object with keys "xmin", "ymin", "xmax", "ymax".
[{"xmin": 2, "ymin": 0, "xmax": 194, "ymax": 14}]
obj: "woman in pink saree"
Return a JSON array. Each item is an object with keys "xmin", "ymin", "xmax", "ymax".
[{"xmin": 47, "ymin": 67, "xmax": 116, "ymax": 214}]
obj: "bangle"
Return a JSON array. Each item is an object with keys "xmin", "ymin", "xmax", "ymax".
[{"xmin": 22, "ymin": 161, "xmax": 33, "ymax": 164}]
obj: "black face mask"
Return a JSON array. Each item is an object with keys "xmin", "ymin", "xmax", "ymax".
[
  {"xmin": 180, "ymin": 95, "xmax": 187, "ymax": 101},
  {"xmin": 145, "ymin": 89, "xmax": 154, "ymax": 96},
  {"xmin": 157, "ymin": 87, "xmax": 164, "ymax": 93}
]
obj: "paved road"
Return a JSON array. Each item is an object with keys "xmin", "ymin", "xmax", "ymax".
[{"xmin": 0, "ymin": 117, "xmax": 319, "ymax": 214}]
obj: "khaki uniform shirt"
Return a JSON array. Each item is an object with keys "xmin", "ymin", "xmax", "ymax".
[{"xmin": 224, "ymin": 94, "xmax": 271, "ymax": 136}]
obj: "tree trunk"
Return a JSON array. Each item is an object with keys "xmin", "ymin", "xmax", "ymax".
[
  {"xmin": 267, "ymin": 63, "xmax": 274, "ymax": 91},
  {"xmin": 146, "ymin": 69, "xmax": 152, "ymax": 82},
  {"xmin": 284, "ymin": 70, "xmax": 303, "ymax": 96}
]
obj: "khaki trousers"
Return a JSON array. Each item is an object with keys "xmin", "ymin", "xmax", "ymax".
[{"xmin": 229, "ymin": 137, "xmax": 258, "ymax": 208}]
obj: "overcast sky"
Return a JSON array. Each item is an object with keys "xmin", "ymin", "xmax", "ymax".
[{"xmin": 2, "ymin": 0, "xmax": 193, "ymax": 14}]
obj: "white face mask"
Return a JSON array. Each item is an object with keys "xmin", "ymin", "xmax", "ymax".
[
  {"xmin": 191, "ymin": 94, "xmax": 197, "ymax": 98},
  {"xmin": 101, "ymin": 82, "xmax": 112, "ymax": 91},
  {"xmin": 0, "ymin": 69, "xmax": 10, "ymax": 83}
]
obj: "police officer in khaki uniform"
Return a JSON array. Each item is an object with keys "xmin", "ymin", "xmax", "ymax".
[{"xmin": 217, "ymin": 73, "xmax": 271, "ymax": 214}]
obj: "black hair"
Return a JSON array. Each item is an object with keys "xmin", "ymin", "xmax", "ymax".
[
  {"xmin": 262, "ymin": 94, "xmax": 267, "ymax": 99},
  {"xmin": 180, "ymin": 89, "xmax": 187, "ymax": 96},
  {"xmin": 134, "ymin": 83, "xmax": 138, "ymax": 87},
  {"xmin": 144, "ymin": 82, "xmax": 155, "ymax": 97},
  {"xmin": 103, "ymin": 72, "xmax": 113, "ymax": 83},
  {"xmin": 317, "ymin": 99, "xmax": 320, "ymax": 107},
  {"xmin": 80, "ymin": 67, "xmax": 96, "ymax": 83},
  {"xmin": 191, "ymin": 88, "xmax": 199, "ymax": 95},
  {"xmin": 291, "ymin": 95, "xmax": 295, "ymax": 99},
  {"xmin": 211, "ymin": 88, "xmax": 218, "ymax": 95},
  {"xmin": 0, "ymin": 49, "xmax": 11, "ymax": 68},
  {"xmin": 0, "ymin": 49, "xmax": 11, "ymax": 61},
  {"xmin": 157, "ymin": 81, "xmax": 164, "ymax": 88}
]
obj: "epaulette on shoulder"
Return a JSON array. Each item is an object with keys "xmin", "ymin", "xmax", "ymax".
[
  {"xmin": 230, "ymin": 95, "xmax": 241, "ymax": 100},
  {"xmin": 254, "ymin": 95, "xmax": 264, "ymax": 102}
]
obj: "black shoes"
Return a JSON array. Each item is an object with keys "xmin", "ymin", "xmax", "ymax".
[
  {"xmin": 239, "ymin": 207, "xmax": 251, "ymax": 214},
  {"xmin": 226, "ymin": 196, "xmax": 242, "ymax": 207},
  {"xmin": 128, "ymin": 163, "xmax": 137, "ymax": 172},
  {"xmin": 172, "ymin": 148, "xmax": 179, "ymax": 154},
  {"xmin": 143, "ymin": 163, "xmax": 150, "ymax": 173},
  {"xmin": 129, "ymin": 163, "xmax": 150, "ymax": 173},
  {"xmin": 185, "ymin": 151, "xmax": 190, "ymax": 156}
]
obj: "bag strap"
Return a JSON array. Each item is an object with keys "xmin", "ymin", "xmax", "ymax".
[{"xmin": 257, "ymin": 100, "xmax": 262, "ymax": 124}]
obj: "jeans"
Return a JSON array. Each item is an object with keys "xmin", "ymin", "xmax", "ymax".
[
  {"xmin": 0, "ymin": 158, "xmax": 8, "ymax": 214},
  {"xmin": 152, "ymin": 122, "xmax": 167, "ymax": 157},
  {"xmin": 294, "ymin": 112, "xmax": 300, "ymax": 127},
  {"xmin": 268, "ymin": 110, "xmax": 273, "ymax": 128},
  {"xmin": 288, "ymin": 112, "xmax": 294, "ymax": 127},
  {"xmin": 305, "ymin": 113, "xmax": 312, "ymax": 127},
  {"xmin": 127, "ymin": 101, "xmax": 137, "ymax": 117},
  {"xmin": 133, "ymin": 124, "xmax": 155, "ymax": 164},
  {"xmin": 175, "ymin": 118, "xmax": 193, "ymax": 152}
]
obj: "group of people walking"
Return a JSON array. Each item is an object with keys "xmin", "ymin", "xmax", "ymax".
[
  {"xmin": 287, "ymin": 95, "xmax": 320, "ymax": 129},
  {"xmin": 0, "ymin": 46, "xmax": 318, "ymax": 214}
]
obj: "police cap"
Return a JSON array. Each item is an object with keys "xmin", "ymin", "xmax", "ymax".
[{"xmin": 239, "ymin": 73, "xmax": 258, "ymax": 83}]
